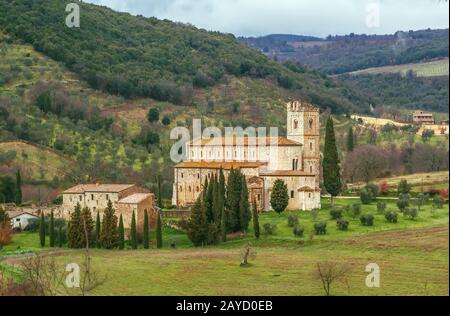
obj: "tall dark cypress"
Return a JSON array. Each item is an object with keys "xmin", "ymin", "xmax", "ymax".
[
  {"xmin": 157, "ymin": 174, "xmax": 163, "ymax": 208},
  {"xmin": 131, "ymin": 211, "xmax": 137, "ymax": 249},
  {"xmin": 205, "ymin": 175, "xmax": 215, "ymax": 223},
  {"xmin": 118, "ymin": 214, "xmax": 125, "ymax": 250},
  {"xmin": 239, "ymin": 175, "xmax": 251, "ymax": 232},
  {"xmin": 39, "ymin": 212, "xmax": 45, "ymax": 247},
  {"xmin": 99, "ymin": 201, "xmax": 119, "ymax": 249},
  {"xmin": 226, "ymin": 168, "xmax": 241, "ymax": 232},
  {"xmin": 347, "ymin": 126, "xmax": 354, "ymax": 152},
  {"xmin": 58, "ymin": 224, "xmax": 64, "ymax": 248},
  {"xmin": 323, "ymin": 116, "xmax": 342, "ymax": 206},
  {"xmin": 49, "ymin": 210, "xmax": 55, "ymax": 247},
  {"xmin": 156, "ymin": 211, "xmax": 162, "ymax": 249},
  {"xmin": 143, "ymin": 209, "xmax": 149, "ymax": 249},
  {"xmin": 220, "ymin": 206, "xmax": 227, "ymax": 242},
  {"xmin": 252, "ymin": 199, "xmax": 260, "ymax": 239},
  {"xmin": 68, "ymin": 203, "xmax": 83, "ymax": 249},
  {"xmin": 95, "ymin": 211, "xmax": 101, "ymax": 248},
  {"xmin": 187, "ymin": 197, "xmax": 208, "ymax": 246},
  {"xmin": 15, "ymin": 169, "xmax": 22, "ymax": 205}
]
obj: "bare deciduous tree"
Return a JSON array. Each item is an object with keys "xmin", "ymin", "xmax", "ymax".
[{"xmin": 314, "ymin": 261, "xmax": 351, "ymax": 296}]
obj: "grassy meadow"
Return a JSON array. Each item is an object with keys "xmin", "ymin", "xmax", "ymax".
[
  {"xmin": 347, "ymin": 59, "xmax": 449, "ymax": 77},
  {"xmin": 2, "ymin": 197, "xmax": 448, "ymax": 296}
]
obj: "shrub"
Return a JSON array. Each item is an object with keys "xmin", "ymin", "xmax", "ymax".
[
  {"xmin": 311, "ymin": 209, "xmax": 320, "ymax": 221},
  {"xmin": 336, "ymin": 218, "xmax": 349, "ymax": 231},
  {"xmin": 376, "ymin": 201, "xmax": 387, "ymax": 214},
  {"xmin": 433, "ymin": 195, "xmax": 445, "ymax": 209},
  {"xmin": 397, "ymin": 180, "xmax": 412, "ymax": 195},
  {"xmin": 397, "ymin": 194, "xmax": 410, "ymax": 212},
  {"xmin": 351, "ymin": 204, "xmax": 362, "ymax": 218},
  {"xmin": 360, "ymin": 188, "xmax": 373, "ymax": 204},
  {"xmin": 263, "ymin": 223, "xmax": 277, "ymax": 235},
  {"xmin": 404, "ymin": 208, "xmax": 418, "ymax": 220},
  {"xmin": 314, "ymin": 222, "xmax": 327, "ymax": 235},
  {"xmin": 288, "ymin": 215, "xmax": 299, "ymax": 228},
  {"xmin": 293, "ymin": 225, "xmax": 305, "ymax": 237},
  {"xmin": 440, "ymin": 188, "xmax": 449, "ymax": 200},
  {"xmin": 385, "ymin": 211, "xmax": 398, "ymax": 223},
  {"xmin": 360, "ymin": 214, "xmax": 374, "ymax": 226},
  {"xmin": 329, "ymin": 208, "xmax": 343, "ymax": 220},
  {"xmin": 365, "ymin": 184, "xmax": 379, "ymax": 199},
  {"xmin": 379, "ymin": 181, "xmax": 389, "ymax": 195}
]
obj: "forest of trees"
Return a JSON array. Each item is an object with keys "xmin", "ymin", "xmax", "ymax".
[
  {"xmin": 241, "ymin": 29, "xmax": 449, "ymax": 75},
  {"xmin": 338, "ymin": 73, "xmax": 449, "ymax": 113}
]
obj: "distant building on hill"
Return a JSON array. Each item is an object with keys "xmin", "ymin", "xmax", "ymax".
[
  {"xmin": 61, "ymin": 184, "xmax": 157, "ymax": 229},
  {"xmin": 413, "ymin": 111, "xmax": 434, "ymax": 124}
]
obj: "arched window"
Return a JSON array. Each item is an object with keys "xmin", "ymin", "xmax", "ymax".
[
  {"xmin": 310, "ymin": 142, "xmax": 313, "ymax": 151},
  {"xmin": 309, "ymin": 119, "xmax": 314, "ymax": 129},
  {"xmin": 189, "ymin": 186, "xmax": 192, "ymax": 192},
  {"xmin": 294, "ymin": 119, "xmax": 299, "ymax": 129},
  {"xmin": 291, "ymin": 191, "xmax": 295, "ymax": 198}
]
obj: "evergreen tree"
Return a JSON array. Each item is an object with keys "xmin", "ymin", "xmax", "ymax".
[
  {"xmin": 68, "ymin": 203, "xmax": 83, "ymax": 249},
  {"xmin": 252, "ymin": 199, "xmax": 260, "ymax": 239},
  {"xmin": 95, "ymin": 212, "xmax": 101, "ymax": 248},
  {"xmin": 118, "ymin": 214, "xmax": 125, "ymax": 250},
  {"xmin": 212, "ymin": 174, "xmax": 220, "ymax": 226},
  {"xmin": 205, "ymin": 176, "xmax": 215, "ymax": 223},
  {"xmin": 187, "ymin": 197, "xmax": 209, "ymax": 246},
  {"xmin": 99, "ymin": 201, "xmax": 119, "ymax": 249},
  {"xmin": 58, "ymin": 225, "xmax": 64, "ymax": 248},
  {"xmin": 226, "ymin": 168, "xmax": 242, "ymax": 232},
  {"xmin": 80, "ymin": 207, "xmax": 95, "ymax": 248},
  {"xmin": 39, "ymin": 212, "xmax": 45, "ymax": 247},
  {"xmin": 347, "ymin": 126, "xmax": 354, "ymax": 152},
  {"xmin": 239, "ymin": 175, "xmax": 251, "ymax": 232},
  {"xmin": 270, "ymin": 179, "xmax": 289, "ymax": 215},
  {"xmin": 143, "ymin": 209, "xmax": 149, "ymax": 249},
  {"xmin": 220, "ymin": 206, "xmax": 227, "ymax": 242},
  {"xmin": 156, "ymin": 211, "xmax": 162, "ymax": 249},
  {"xmin": 157, "ymin": 174, "xmax": 163, "ymax": 208},
  {"xmin": 15, "ymin": 169, "xmax": 22, "ymax": 205},
  {"xmin": 130, "ymin": 211, "xmax": 137, "ymax": 249},
  {"xmin": 323, "ymin": 116, "xmax": 342, "ymax": 206},
  {"xmin": 218, "ymin": 168, "xmax": 226, "ymax": 224},
  {"xmin": 49, "ymin": 210, "xmax": 55, "ymax": 247}
]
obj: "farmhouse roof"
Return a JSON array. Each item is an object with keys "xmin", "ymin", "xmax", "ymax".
[
  {"xmin": 6, "ymin": 210, "xmax": 38, "ymax": 219},
  {"xmin": 117, "ymin": 193, "xmax": 154, "ymax": 205},
  {"xmin": 63, "ymin": 184, "xmax": 136, "ymax": 194}
]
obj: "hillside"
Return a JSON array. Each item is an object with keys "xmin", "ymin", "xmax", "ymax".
[
  {"xmin": 346, "ymin": 58, "xmax": 449, "ymax": 77},
  {"xmin": 0, "ymin": 0, "xmax": 369, "ymax": 115},
  {"xmin": 240, "ymin": 29, "xmax": 449, "ymax": 75}
]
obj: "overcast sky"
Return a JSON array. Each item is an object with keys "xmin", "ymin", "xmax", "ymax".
[{"xmin": 85, "ymin": 0, "xmax": 449, "ymax": 37}]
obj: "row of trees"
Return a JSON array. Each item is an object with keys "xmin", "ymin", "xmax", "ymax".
[{"xmin": 38, "ymin": 201, "xmax": 162, "ymax": 250}]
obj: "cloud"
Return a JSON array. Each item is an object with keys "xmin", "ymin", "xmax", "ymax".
[{"xmin": 85, "ymin": 0, "xmax": 449, "ymax": 37}]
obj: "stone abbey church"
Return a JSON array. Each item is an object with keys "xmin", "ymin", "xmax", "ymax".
[{"xmin": 172, "ymin": 100, "xmax": 321, "ymax": 211}]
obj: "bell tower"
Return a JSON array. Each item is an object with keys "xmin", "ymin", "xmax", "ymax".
[{"xmin": 287, "ymin": 100, "xmax": 320, "ymax": 178}]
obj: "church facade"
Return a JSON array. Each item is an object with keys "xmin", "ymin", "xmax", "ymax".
[{"xmin": 172, "ymin": 100, "xmax": 321, "ymax": 211}]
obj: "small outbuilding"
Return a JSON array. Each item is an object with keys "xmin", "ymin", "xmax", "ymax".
[{"xmin": 7, "ymin": 211, "xmax": 39, "ymax": 230}]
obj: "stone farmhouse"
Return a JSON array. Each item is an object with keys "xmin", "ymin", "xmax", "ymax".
[
  {"xmin": 172, "ymin": 100, "xmax": 321, "ymax": 211},
  {"xmin": 61, "ymin": 184, "xmax": 157, "ymax": 229}
]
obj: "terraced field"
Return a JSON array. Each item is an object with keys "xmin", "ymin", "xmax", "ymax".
[{"xmin": 347, "ymin": 59, "xmax": 449, "ymax": 77}]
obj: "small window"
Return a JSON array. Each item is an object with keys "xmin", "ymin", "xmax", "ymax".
[
  {"xmin": 294, "ymin": 119, "xmax": 298, "ymax": 129},
  {"xmin": 310, "ymin": 142, "xmax": 313, "ymax": 150},
  {"xmin": 310, "ymin": 166, "xmax": 313, "ymax": 173},
  {"xmin": 197, "ymin": 173, "xmax": 200, "ymax": 179},
  {"xmin": 257, "ymin": 194, "xmax": 261, "ymax": 201},
  {"xmin": 106, "ymin": 194, "xmax": 109, "ymax": 201},
  {"xmin": 309, "ymin": 119, "xmax": 314, "ymax": 129},
  {"xmin": 309, "ymin": 193, "xmax": 312, "ymax": 198},
  {"xmin": 91, "ymin": 194, "xmax": 94, "ymax": 200},
  {"xmin": 181, "ymin": 173, "xmax": 184, "ymax": 179},
  {"xmin": 196, "ymin": 186, "xmax": 200, "ymax": 192},
  {"xmin": 180, "ymin": 186, "xmax": 183, "ymax": 192},
  {"xmin": 79, "ymin": 196, "xmax": 82, "ymax": 201},
  {"xmin": 291, "ymin": 191, "xmax": 295, "ymax": 199},
  {"xmin": 189, "ymin": 186, "xmax": 192, "ymax": 192},
  {"xmin": 16, "ymin": 218, "xmax": 20, "ymax": 222}
]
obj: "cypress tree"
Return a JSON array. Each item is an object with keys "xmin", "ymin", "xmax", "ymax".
[
  {"xmin": 347, "ymin": 126, "xmax": 354, "ymax": 152},
  {"xmin": 94, "ymin": 212, "xmax": 100, "ymax": 248},
  {"xmin": 205, "ymin": 176, "xmax": 215, "ymax": 223},
  {"xmin": 212, "ymin": 175, "xmax": 220, "ymax": 225},
  {"xmin": 58, "ymin": 225, "xmax": 64, "ymax": 248},
  {"xmin": 143, "ymin": 209, "xmax": 149, "ymax": 249},
  {"xmin": 49, "ymin": 210, "xmax": 55, "ymax": 247},
  {"xmin": 68, "ymin": 203, "xmax": 83, "ymax": 249},
  {"xmin": 99, "ymin": 201, "xmax": 119, "ymax": 249},
  {"xmin": 252, "ymin": 199, "xmax": 260, "ymax": 239},
  {"xmin": 80, "ymin": 207, "xmax": 95, "ymax": 248},
  {"xmin": 156, "ymin": 211, "xmax": 162, "ymax": 249},
  {"xmin": 270, "ymin": 179, "xmax": 289, "ymax": 215},
  {"xmin": 39, "ymin": 212, "xmax": 45, "ymax": 247},
  {"xmin": 323, "ymin": 116, "xmax": 342, "ymax": 206},
  {"xmin": 157, "ymin": 174, "xmax": 163, "ymax": 208},
  {"xmin": 131, "ymin": 211, "xmax": 137, "ymax": 249},
  {"xmin": 239, "ymin": 175, "xmax": 251, "ymax": 232},
  {"xmin": 187, "ymin": 197, "xmax": 208, "ymax": 246},
  {"xmin": 226, "ymin": 168, "xmax": 242, "ymax": 232},
  {"xmin": 118, "ymin": 214, "xmax": 125, "ymax": 250},
  {"xmin": 220, "ymin": 207, "xmax": 227, "ymax": 242},
  {"xmin": 15, "ymin": 169, "xmax": 22, "ymax": 205}
]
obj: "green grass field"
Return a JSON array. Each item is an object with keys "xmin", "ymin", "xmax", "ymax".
[
  {"xmin": 2, "ymin": 198, "xmax": 448, "ymax": 296},
  {"xmin": 347, "ymin": 59, "xmax": 449, "ymax": 77}
]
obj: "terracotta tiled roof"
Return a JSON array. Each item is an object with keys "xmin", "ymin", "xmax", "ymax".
[
  {"xmin": 298, "ymin": 186, "xmax": 321, "ymax": 192},
  {"xmin": 117, "ymin": 193, "xmax": 154, "ymax": 204},
  {"xmin": 63, "ymin": 184, "xmax": 135, "ymax": 194},
  {"xmin": 190, "ymin": 137, "xmax": 301, "ymax": 147},
  {"xmin": 259, "ymin": 170, "xmax": 316, "ymax": 177},
  {"xmin": 6, "ymin": 211, "xmax": 38, "ymax": 219},
  {"xmin": 175, "ymin": 161, "xmax": 266, "ymax": 170}
]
